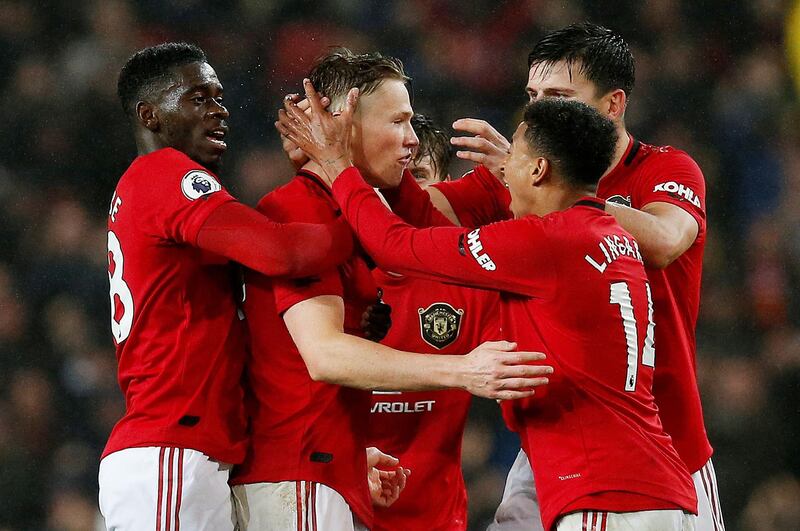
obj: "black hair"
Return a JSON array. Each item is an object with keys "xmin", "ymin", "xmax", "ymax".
[
  {"xmin": 522, "ymin": 98, "xmax": 617, "ymax": 189},
  {"xmin": 309, "ymin": 48, "xmax": 409, "ymax": 109},
  {"xmin": 117, "ymin": 42, "xmax": 207, "ymax": 117},
  {"xmin": 411, "ymin": 114, "xmax": 451, "ymax": 181},
  {"xmin": 527, "ymin": 22, "xmax": 634, "ymax": 97}
]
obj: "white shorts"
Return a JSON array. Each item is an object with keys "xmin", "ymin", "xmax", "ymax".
[
  {"xmin": 557, "ymin": 509, "xmax": 694, "ymax": 530},
  {"xmin": 692, "ymin": 459, "xmax": 726, "ymax": 531},
  {"xmin": 486, "ymin": 449, "xmax": 543, "ymax": 531},
  {"xmin": 98, "ymin": 446, "xmax": 236, "ymax": 531},
  {"xmin": 489, "ymin": 450, "xmax": 724, "ymax": 531},
  {"xmin": 232, "ymin": 481, "xmax": 368, "ymax": 531}
]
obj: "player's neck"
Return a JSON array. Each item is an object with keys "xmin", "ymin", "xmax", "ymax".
[
  {"xmin": 602, "ymin": 124, "xmax": 631, "ymax": 179},
  {"xmin": 530, "ymin": 186, "xmax": 593, "ymax": 217}
]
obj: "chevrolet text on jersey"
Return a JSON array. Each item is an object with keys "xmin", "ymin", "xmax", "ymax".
[
  {"xmin": 466, "ymin": 228, "xmax": 496, "ymax": 270},
  {"xmin": 585, "ymin": 233, "xmax": 643, "ymax": 274},
  {"xmin": 370, "ymin": 400, "xmax": 436, "ymax": 413}
]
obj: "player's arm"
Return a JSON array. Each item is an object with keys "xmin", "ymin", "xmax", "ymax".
[
  {"xmin": 380, "ymin": 170, "xmax": 458, "ymax": 227},
  {"xmin": 604, "ymin": 201, "xmax": 698, "ymax": 268},
  {"xmin": 283, "ymin": 294, "xmax": 551, "ymax": 399},
  {"xmin": 604, "ymin": 152, "xmax": 706, "ymax": 269},
  {"xmin": 383, "ymin": 167, "xmax": 511, "ymax": 228},
  {"xmin": 330, "ymin": 168, "xmax": 551, "ymax": 297},
  {"xmin": 196, "ymin": 201, "xmax": 353, "ymax": 278}
]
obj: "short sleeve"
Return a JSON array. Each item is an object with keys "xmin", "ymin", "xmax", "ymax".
[
  {"xmin": 432, "ymin": 165, "xmax": 512, "ymax": 227},
  {"xmin": 632, "ymin": 150, "xmax": 707, "ymax": 232},
  {"xmin": 256, "ymin": 179, "xmax": 345, "ymax": 314},
  {"xmin": 137, "ymin": 149, "xmax": 236, "ymax": 245}
]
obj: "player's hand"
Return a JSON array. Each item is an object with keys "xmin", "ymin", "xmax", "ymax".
[
  {"xmin": 450, "ymin": 118, "xmax": 510, "ymax": 179},
  {"xmin": 361, "ymin": 289, "xmax": 392, "ymax": 342},
  {"xmin": 366, "ymin": 447, "xmax": 410, "ymax": 508},
  {"xmin": 278, "ymin": 93, "xmax": 331, "ymax": 170},
  {"xmin": 461, "ymin": 341, "xmax": 552, "ymax": 400},
  {"xmin": 276, "ymin": 78, "xmax": 358, "ymax": 184}
]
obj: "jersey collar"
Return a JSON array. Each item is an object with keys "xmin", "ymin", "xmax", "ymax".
[
  {"xmin": 573, "ymin": 196, "xmax": 606, "ymax": 211},
  {"xmin": 601, "ymin": 133, "xmax": 640, "ymax": 184},
  {"xmin": 297, "ymin": 169, "xmax": 333, "ymax": 197}
]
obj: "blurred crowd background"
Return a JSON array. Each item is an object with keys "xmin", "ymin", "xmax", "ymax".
[{"xmin": 1, "ymin": 0, "xmax": 798, "ymax": 529}]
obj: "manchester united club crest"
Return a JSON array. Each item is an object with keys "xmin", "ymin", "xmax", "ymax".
[{"xmin": 418, "ymin": 302, "xmax": 464, "ymax": 349}]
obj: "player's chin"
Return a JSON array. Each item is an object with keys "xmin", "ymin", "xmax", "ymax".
[
  {"xmin": 201, "ymin": 151, "xmax": 224, "ymax": 172},
  {"xmin": 384, "ymin": 167, "xmax": 405, "ymax": 187}
]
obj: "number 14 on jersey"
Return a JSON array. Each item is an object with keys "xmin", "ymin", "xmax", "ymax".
[{"xmin": 610, "ymin": 281, "xmax": 655, "ymax": 391}]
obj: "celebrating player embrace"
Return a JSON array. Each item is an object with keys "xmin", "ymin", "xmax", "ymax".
[
  {"xmin": 230, "ymin": 50, "xmax": 552, "ymax": 531},
  {"xmin": 278, "ymin": 77, "xmax": 698, "ymax": 530}
]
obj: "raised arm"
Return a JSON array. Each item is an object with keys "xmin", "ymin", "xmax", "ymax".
[
  {"xmin": 275, "ymin": 78, "xmax": 552, "ymax": 297},
  {"xmin": 331, "ymin": 168, "xmax": 553, "ymax": 297}
]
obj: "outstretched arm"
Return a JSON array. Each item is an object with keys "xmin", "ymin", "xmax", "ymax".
[{"xmin": 196, "ymin": 201, "xmax": 353, "ymax": 278}]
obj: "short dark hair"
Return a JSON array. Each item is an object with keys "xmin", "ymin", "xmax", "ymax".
[
  {"xmin": 411, "ymin": 114, "xmax": 451, "ymax": 182},
  {"xmin": 527, "ymin": 22, "xmax": 634, "ymax": 97},
  {"xmin": 117, "ymin": 42, "xmax": 207, "ymax": 117},
  {"xmin": 309, "ymin": 48, "xmax": 409, "ymax": 109},
  {"xmin": 522, "ymin": 98, "xmax": 617, "ymax": 189}
]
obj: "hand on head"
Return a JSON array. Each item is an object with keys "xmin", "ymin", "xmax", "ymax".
[
  {"xmin": 276, "ymin": 79, "xmax": 359, "ymax": 184},
  {"xmin": 278, "ymin": 93, "xmax": 331, "ymax": 170}
]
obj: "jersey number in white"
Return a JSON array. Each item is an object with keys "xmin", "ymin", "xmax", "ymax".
[
  {"xmin": 107, "ymin": 231, "xmax": 134, "ymax": 343},
  {"xmin": 610, "ymin": 281, "xmax": 655, "ymax": 391}
]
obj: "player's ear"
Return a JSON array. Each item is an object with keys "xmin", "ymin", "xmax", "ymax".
[
  {"xmin": 136, "ymin": 101, "xmax": 159, "ymax": 132},
  {"xmin": 530, "ymin": 157, "xmax": 548, "ymax": 187},
  {"xmin": 605, "ymin": 89, "xmax": 627, "ymax": 121}
]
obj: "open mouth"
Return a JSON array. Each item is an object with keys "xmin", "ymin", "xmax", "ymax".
[
  {"xmin": 399, "ymin": 155, "xmax": 413, "ymax": 166},
  {"xmin": 206, "ymin": 128, "xmax": 228, "ymax": 149}
]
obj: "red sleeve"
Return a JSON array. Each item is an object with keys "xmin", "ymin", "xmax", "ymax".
[
  {"xmin": 381, "ymin": 170, "xmax": 457, "ymax": 228},
  {"xmin": 138, "ymin": 148, "xmax": 237, "ymax": 245},
  {"xmin": 432, "ymin": 165, "xmax": 513, "ymax": 228},
  {"xmin": 332, "ymin": 167, "xmax": 556, "ymax": 298},
  {"xmin": 632, "ymin": 150, "xmax": 707, "ymax": 233},
  {"xmin": 196, "ymin": 202, "xmax": 354, "ymax": 279},
  {"xmin": 254, "ymin": 184, "xmax": 344, "ymax": 314}
]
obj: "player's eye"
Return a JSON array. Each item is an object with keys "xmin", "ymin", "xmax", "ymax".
[{"xmin": 192, "ymin": 96, "xmax": 206, "ymax": 104}]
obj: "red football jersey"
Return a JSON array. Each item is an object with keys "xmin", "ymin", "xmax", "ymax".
[
  {"xmin": 369, "ymin": 269, "xmax": 501, "ymax": 531},
  {"xmin": 230, "ymin": 170, "xmax": 378, "ymax": 527},
  {"xmin": 103, "ymin": 147, "xmax": 248, "ymax": 464},
  {"xmin": 433, "ymin": 143, "xmax": 713, "ymax": 474},
  {"xmin": 596, "ymin": 137, "xmax": 712, "ymax": 473},
  {"xmin": 332, "ymin": 167, "xmax": 697, "ymax": 531}
]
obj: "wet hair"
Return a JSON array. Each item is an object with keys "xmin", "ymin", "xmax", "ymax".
[
  {"xmin": 522, "ymin": 98, "xmax": 617, "ymax": 189},
  {"xmin": 411, "ymin": 114, "xmax": 451, "ymax": 182},
  {"xmin": 309, "ymin": 48, "xmax": 409, "ymax": 109},
  {"xmin": 527, "ymin": 22, "xmax": 634, "ymax": 97},
  {"xmin": 117, "ymin": 42, "xmax": 207, "ymax": 117}
]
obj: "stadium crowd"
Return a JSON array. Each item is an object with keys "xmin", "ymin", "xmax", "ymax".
[{"xmin": 0, "ymin": 0, "xmax": 798, "ymax": 529}]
